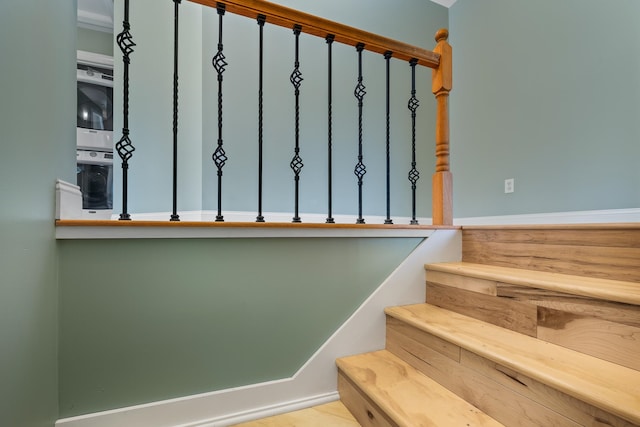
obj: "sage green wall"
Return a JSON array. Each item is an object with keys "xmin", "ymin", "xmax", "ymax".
[
  {"xmin": 60, "ymin": 0, "xmax": 447, "ymax": 418},
  {"xmin": 449, "ymin": 0, "xmax": 640, "ymax": 218},
  {"xmin": 58, "ymin": 237, "xmax": 421, "ymax": 416},
  {"xmin": 77, "ymin": 27, "xmax": 113, "ymax": 57},
  {"xmin": 0, "ymin": 1, "xmax": 77, "ymax": 426}
]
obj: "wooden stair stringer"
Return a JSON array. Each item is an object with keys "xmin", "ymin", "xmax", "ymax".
[{"xmin": 385, "ymin": 303, "xmax": 640, "ymax": 426}]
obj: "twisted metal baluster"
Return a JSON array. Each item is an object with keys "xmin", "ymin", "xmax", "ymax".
[
  {"xmin": 256, "ymin": 14, "xmax": 266, "ymax": 222},
  {"xmin": 212, "ymin": 3, "xmax": 228, "ymax": 222},
  {"xmin": 408, "ymin": 59, "xmax": 420, "ymax": 225},
  {"xmin": 115, "ymin": 0, "xmax": 136, "ymax": 221},
  {"xmin": 354, "ymin": 43, "xmax": 367, "ymax": 224},
  {"xmin": 170, "ymin": 0, "xmax": 181, "ymax": 222},
  {"xmin": 289, "ymin": 25, "xmax": 303, "ymax": 223},
  {"xmin": 326, "ymin": 34, "xmax": 335, "ymax": 224},
  {"xmin": 384, "ymin": 51, "xmax": 393, "ymax": 224}
]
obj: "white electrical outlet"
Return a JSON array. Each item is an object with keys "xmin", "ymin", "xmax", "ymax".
[{"xmin": 505, "ymin": 178, "xmax": 515, "ymax": 193}]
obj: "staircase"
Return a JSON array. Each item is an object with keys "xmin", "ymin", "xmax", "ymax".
[{"xmin": 336, "ymin": 224, "xmax": 640, "ymax": 427}]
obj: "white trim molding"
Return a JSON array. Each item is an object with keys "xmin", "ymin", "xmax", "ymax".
[
  {"xmin": 77, "ymin": 51, "xmax": 114, "ymax": 69},
  {"xmin": 77, "ymin": 0, "xmax": 114, "ymax": 33},
  {"xmin": 454, "ymin": 208, "xmax": 640, "ymax": 226},
  {"xmin": 55, "ymin": 209, "xmax": 439, "ymax": 239},
  {"xmin": 77, "ymin": 9, "xmax": 114, "ymax": 33},
  {"xmin": 55, "ymin": 225, "xmax": 437, "ymax": 239},
  {"xmin": 430, "ymin": 0, "xmax": 458, "ymax": 8},
  {"xmin": 55, "ymin": 229, "xmax": 461, "ymax": 427}
]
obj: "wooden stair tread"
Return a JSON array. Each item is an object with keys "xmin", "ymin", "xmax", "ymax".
[
  {"xmin": 337, "ymin": 350, "xmax": 505, "ymax": 427},
  {"xmin": 425, "ymin": 261, "xmax": 640, "ymax": 306},
  {"xmin": 385, "ymin": 303, "xmax": 640, "ymax": 425}
]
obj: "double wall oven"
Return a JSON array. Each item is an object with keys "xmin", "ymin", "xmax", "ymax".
[{"xmin": 76, "ymin": 53, "xmax": 114, "ymax": 219}]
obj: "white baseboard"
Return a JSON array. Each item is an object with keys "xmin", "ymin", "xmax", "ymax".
[
  {"xmin": 56, "ymin": 229, "xmax": 461, "ymax": 427},
  {"xmin": 180, "ymin": 392, "xmax": 340, "ymax": 427},
  {"xmin": 454, "ymin": 208, "xmax": 640, "ymax": 226}
]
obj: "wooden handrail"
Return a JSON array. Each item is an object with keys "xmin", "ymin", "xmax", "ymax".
[{"xmin": 188, "ymin": 0, "xmax": 441, "ymax": 68}]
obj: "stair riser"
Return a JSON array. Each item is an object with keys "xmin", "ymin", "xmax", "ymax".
[
  {"xmin": 462, "ymin": 228, "xmax": 640, "ymax": 282},
  {"xmin": 426, "ymin": 277, "xmax": 640, "ymax": 371},
  {"xmin": 386, "ymin": 317, "xmax": 637, "ymax": 427},
  {"xmin": 427, "ymin": 281, "xmax": 538, "ymax": 336},
  {"xmin": 338, "ymin": 372, "xmax": 397, "ymax": 427}
]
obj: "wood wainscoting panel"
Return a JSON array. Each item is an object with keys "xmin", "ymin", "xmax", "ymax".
[
  {"xmin": 387, "ymin": 315, "xmax": 461, "ymax": 362},
  {"xmin": 385, "ymin": 303, "xmax": 640, "ymax": 425},
  {"xmin": 463, "ymin": 240, "xmax": 640, "ymax": 282},
  {"xmin": 459, "ymin": 350, "xmax": 637, "ymax": 427},
  {"xmin": 426, "ymin": 282, "xmax": 538, "ymax": 336},
  {"xmin": 386, "ymin": 326, "xmax": 580, "ymax": 427},
  {"xmin": 425, "ymin": 270, "xmax": 498, "ymax": 295},
  {"xmin": 537, "ymin": 307, "xmax": 640, "ymax": 371},
  {"xmin": 461, "ymin": 226, "xmax": 640, "ymax": 283},
  {"xmin": 496, "ymin": 284, "xmax": 640, "ymax": 328}
]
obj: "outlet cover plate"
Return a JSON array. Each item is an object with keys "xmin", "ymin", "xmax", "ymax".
[{"xmin": 505, "ymin": 178, "xmax": 515, "ymax": 193}]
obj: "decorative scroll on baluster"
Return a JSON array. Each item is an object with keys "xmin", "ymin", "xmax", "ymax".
[
  {"xmin": 212, "ymin": 3, "xmax": 228, "ymax": 222},
  {"xmin": 115, "ymin": 0, "xmax": 136, "ymax": 221},
  {"xmin": 289, "ymin": 25, "xmax": 303, "ymax": 223},
  {"xmin": 256, "ymin": 14, "xmax": 266, "ymax": 222},
  {"xmin": 384, "ymin": 51, "xmax": 393, "ymax": 224},
  {"xmin": 408, "ymin": 58, "xmax": 420, "ymax": 225},
  {"xmin": 170, "ymin": 0, "xmax": 181, "ymax": 221},
  {"xmin": 326, "ymin": 34, "xmax": 335, "ymax": 224},
  {"xmin": 431, "ymin": 29, "xmax": 453, "ymax": 225},
  {"xmin": 353, "ymin": 43, "xmax": 367, "ymax": 224}
]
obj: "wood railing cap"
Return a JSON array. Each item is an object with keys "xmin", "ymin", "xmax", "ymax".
[{"xmin": 188, "ymin": 0, "xmax": 442, "ymax": 68}]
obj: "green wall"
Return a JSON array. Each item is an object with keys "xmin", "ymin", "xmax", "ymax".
[
  {"xmin": 77, "ymin": 27, "xmax": 113, "ymax": 57},
  {"xmin": 56, "ymin": 0, "xmax": 448, "ymax": 418},
  {"xmin": 58, "ymin": 237, "xmax": 421, "ymax": 416},
  {"xmin": 10, "ymin": 1, "xmax": 635, "ymax": 424},
  {"xmin": 449, "ymin": 0, "xmax": 640, "ymax": 217},
  {"xmin": 0, "ymin": 1, "xmax": 77, "ymax": 426},
  {"xmin": 53, "ymin": 0, "xmax": 448, "ymax": 418}
]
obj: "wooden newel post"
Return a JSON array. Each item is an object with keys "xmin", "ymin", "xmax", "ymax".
[{"xmin": 431, "ymin": 28, "xmax": 452, "ymax": 225}]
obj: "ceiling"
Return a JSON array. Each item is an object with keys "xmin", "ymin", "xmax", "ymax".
[
  {"xmin": 431, "ymin": 0, "xmax": 457, "ymax": 7},
  {"xmin": 77, "ymin": 0, "xmax": 456, "ymax": 33},
  {"xmin": 77, "ymin": 0, "xmax": 114, "ymax": 32}
]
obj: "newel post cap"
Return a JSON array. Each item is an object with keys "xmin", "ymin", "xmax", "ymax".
[{"xmin": 435, "ymin": 28, "xmax": 449, "ymax": 43}]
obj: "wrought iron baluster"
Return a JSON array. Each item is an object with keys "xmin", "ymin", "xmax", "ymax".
[
  {"xmin": 408, "ymin": 58, "xmax": 420, "ymax": 225},
  {"xmin": 212, "ymin": 3, "xmax": 228, "ymax": 222},
  {"xmin": 326, "ymin": 34, "xmax": 335, "ymax": 224},
  {"xmin": 170, "ymin": 0, "xmax": 181, "ymax": 222},
  {"xmin": 384, "ymin": 51, "xmax": 393, "ymax": 224},
  {"xmin": 115, "ymin": 0, "xmax": 136, "ymax": 221},
  {"xmin": 256, "ymin": 14, "xmax": 266, "ymax": 222},
  {"xmin": 354, "ymin": 43, "xmax": 367, "ymax": 224},
  {"xmin": 289, "ymin": 25, "xmax": 303, "ymax": 223}
]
